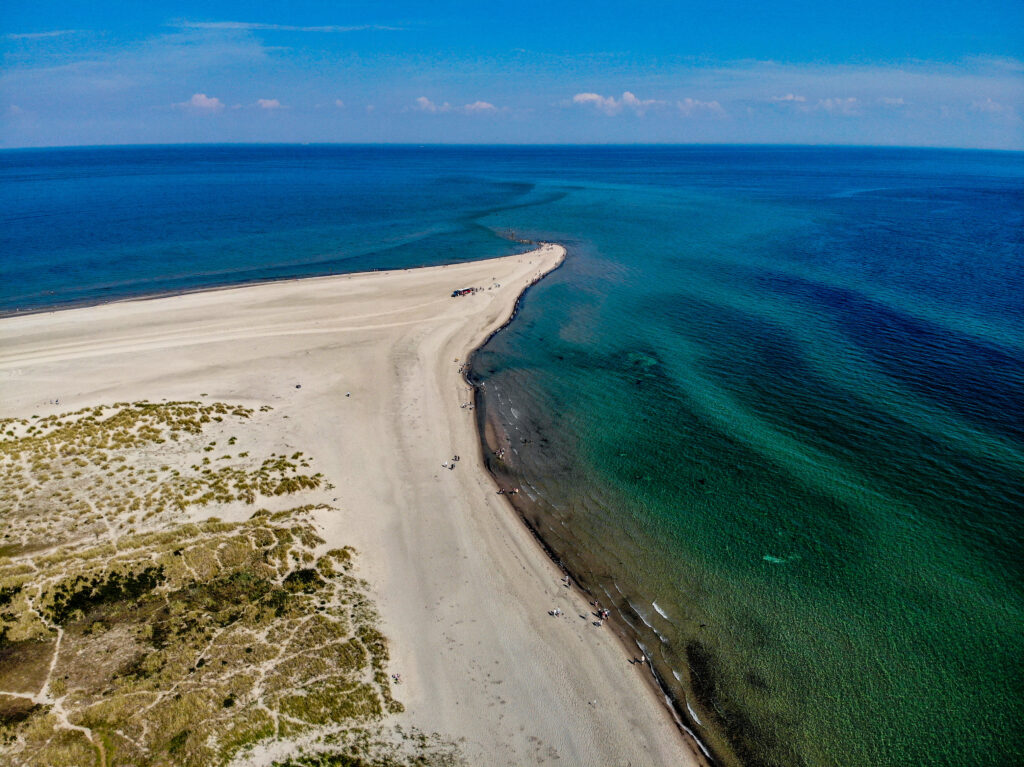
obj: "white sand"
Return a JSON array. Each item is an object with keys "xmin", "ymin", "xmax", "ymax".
[{"xmin": 0, "ymin": 245, "xmax": 702, "ymax": 766}]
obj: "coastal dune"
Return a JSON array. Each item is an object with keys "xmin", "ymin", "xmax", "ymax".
[{"xmin": 0, "ymin": 244, "xmax": 699, "ymax": 766}]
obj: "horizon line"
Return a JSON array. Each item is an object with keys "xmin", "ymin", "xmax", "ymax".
[{"xmin": 2, "ymin": 141, "xmax": 1021, "ymax": 153}]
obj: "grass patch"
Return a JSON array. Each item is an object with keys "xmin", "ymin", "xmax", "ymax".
[{"xmin": 0, "ymin": 399, "xmax": 436, "ymax": 766}]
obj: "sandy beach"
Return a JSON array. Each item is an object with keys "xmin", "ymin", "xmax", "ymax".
[{"xmin": 0, "ymin": 245, "xmax": 700, "ymax": 766}]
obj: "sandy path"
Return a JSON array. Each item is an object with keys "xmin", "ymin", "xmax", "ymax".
[{"xmin": 0, "ymin": 245, "xmax": 699, "ymax": 766}]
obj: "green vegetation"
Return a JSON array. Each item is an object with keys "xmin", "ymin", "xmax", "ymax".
[
  {"xmin": 0, "ymin": 506, "xmax": 400, "ymax": 766},
  {"xmin": 0, "ymin": 400, "xmax": 455, "ymax": 766},
  {"xmin": 47, "ymin": 565, "xmax": 166, "ymax": 625}
]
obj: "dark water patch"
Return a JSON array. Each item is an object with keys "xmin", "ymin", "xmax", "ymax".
[
  {"xmin": 813, "ymin": 184, "xmax": 1024, "ymax": 322},
  {"xmin": 564, "ymin": 335, "xmax": 877, "ymax": 584},
  {"xmin": 461, "ymin": 187, "xmax": 572, "ymax": 221},
  {"xmin": 687, "ymin": 641, "xmax": 808, "ymax": 767},
  {"xmin": 642, "ymin": 288, "xmax": 1024, "ymax": 576},
  {"xmin": 763, "ymin": 272, "xmax": 1024, "ymax": 442}
]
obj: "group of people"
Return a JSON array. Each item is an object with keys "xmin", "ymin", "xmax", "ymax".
[
  {"xmin": 547, "ymin": 600, "xmax": 610, "ymax": 627},
  {"xmin": 590, "ymin": 601, "xmax": 611, "ymax": 626}
]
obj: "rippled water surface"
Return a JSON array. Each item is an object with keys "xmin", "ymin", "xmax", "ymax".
[{"xmin": 3, "ymin": 145, "xmax": 1022, "ymax": 766}]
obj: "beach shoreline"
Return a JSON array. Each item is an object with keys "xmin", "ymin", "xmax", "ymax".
[
  {"xmin": 457, "ymin": 247, "xmax": 718, "ymax": 762},
  {"xmin": 471, "ymin": 400, "xmax": 719, "ymax": 763},
  {"xmin": 0, "ymin": 244, "xmax": 701, "ymax": 766}
]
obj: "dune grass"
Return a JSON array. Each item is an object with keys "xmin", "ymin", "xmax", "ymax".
[{"xmin": 0, "ymin": 400, "xmax": 458, "ymax": 766}]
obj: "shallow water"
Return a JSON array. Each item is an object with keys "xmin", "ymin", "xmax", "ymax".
[{"xmin": 3, "ymin": 145, "xmax": 1022, "ymax": 766}]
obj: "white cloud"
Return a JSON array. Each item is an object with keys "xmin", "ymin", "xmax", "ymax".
[
  {"xmin": 334, "ymin": 99, "xmax": 345, "ymax": 108},
  {"xmin": 770, "ymin": 93, "xmax": 807, "ymax": 103},
  {"xmin": 257, "ymin": 98, "xmax": 283, "ymax": 109},
  {"xmin": 365, "ymin": 104, "xmax": 376, "ymax": 113},
  {"xmin": 5, "ymin": 30, "xmax": 80, "ymax": 40},
  {"xmin": 410, "ymin": 97, "xmax": 506, "ymax": 115},
  {"xmin": 677, "ymin": 97, "xmax": 725, "ymax": 116},
  {"xmin": 174, "ymin": 93, "xmax": 225, "ymax": 110},
  {"xmin": 572, "ymin": 91, "xmax": 663, "ymax": 115},
  {"xmin": 176, "ymin": 21, "xmax": 404, "ymax": 33},
  {"xmin": 621, "ymin": 91, "xmax": 663, "ymax": 114},
  {"xmin": 413, "ymin": 97, "xmax": 504, "ymax": 114},
  {"xmin": 414, "ymin": 96, "xmax": 451, "ymax": 113},
  {"xmin": 572, "ymin": 92, "xmax": 616, "ymax": 113},
  {"xmin": 878, "ymin": 97, "xmax": 906, "ymax": 106},
  {"xmin": 817, "ymin": 97, "xmax": 860, "ymax": 115},
  {"xmin": 7, "ymin": 105, "xmax": 24, "ymax": 115}
]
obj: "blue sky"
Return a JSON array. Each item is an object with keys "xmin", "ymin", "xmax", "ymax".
[{"xmin": 2, "ymin": 1, "xmax": 1022, "ymax": 148}]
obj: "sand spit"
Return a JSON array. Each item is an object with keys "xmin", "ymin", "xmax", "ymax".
[{"xmin": 0, "ymin": 244, "xmax": 699, "ymax": 766}]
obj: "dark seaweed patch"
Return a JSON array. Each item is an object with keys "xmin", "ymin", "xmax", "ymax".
[
  {"xmin": 765, "ymin": 272, "xmax": 1024, "ymax": 442},
  {"xmin": 687, "ymin": 640, "xmax": 806, "ymax": 767}
]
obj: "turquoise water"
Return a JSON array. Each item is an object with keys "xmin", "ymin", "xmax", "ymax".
[{"xmin": 3, "ymin": 146, "xmax": 1022, "ymax": 766}]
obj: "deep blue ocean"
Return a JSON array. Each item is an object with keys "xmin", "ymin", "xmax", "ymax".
[{"xmin": 2, "ymin": 145, "xmax": 1022, "ymax": 766}]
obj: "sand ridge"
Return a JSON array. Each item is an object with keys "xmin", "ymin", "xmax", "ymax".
[{"xmin": 0, "ymin": 244, "xmax": 700, "ymax": 766}]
